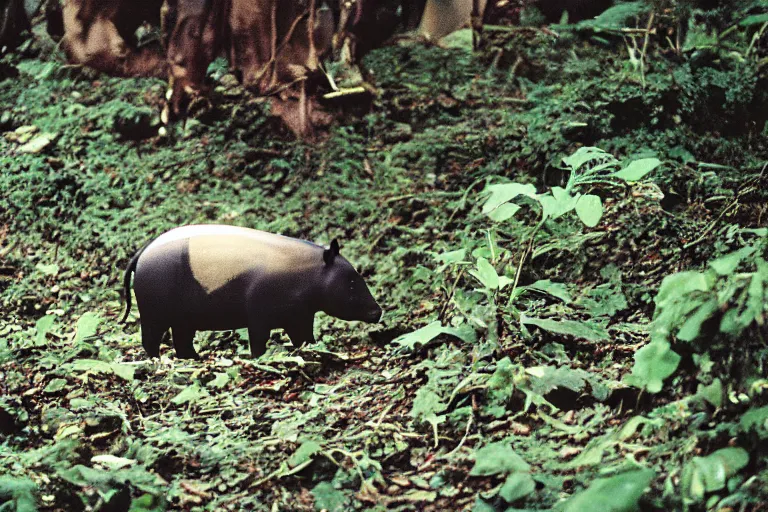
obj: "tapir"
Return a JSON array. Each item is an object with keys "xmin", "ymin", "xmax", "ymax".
[{"xmin": 120, "ymin": 225, "xmax": 382, "ymax": 359}]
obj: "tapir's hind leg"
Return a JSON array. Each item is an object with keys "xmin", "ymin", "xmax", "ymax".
[
  {"xmin": 171, "ymin": 325, "xmax": 199, "ymax": 359},
  {"xmin": 141, "ymin": 322, "xmax": 167, "ymax": 358}
]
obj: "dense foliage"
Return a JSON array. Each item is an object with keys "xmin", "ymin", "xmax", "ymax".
[{"xmin": 1, "ymin": 1, "xmax": 767, "ymax": 510}]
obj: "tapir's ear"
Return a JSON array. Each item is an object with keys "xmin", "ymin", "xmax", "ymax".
[{"xmin": 323, "ymin": 239, "xmax": 340, "ymax": 265}]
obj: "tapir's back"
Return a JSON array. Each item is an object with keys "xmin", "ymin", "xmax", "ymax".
[{"xmin": 139, "ymin": 225, "xmax": 321, "ymax": 295}]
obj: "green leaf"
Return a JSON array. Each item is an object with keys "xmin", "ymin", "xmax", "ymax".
[
  {"xmin": 470, "ymin": 441, "xmax": 530, "ymax": 476},
  {"xmin": 562, "ymin": 147, "xmax": 612, "ymax": 171},
  {"xmin": 434, "ymin": 249, "xmax": 467, "ymax": 265},
  {"xmin": 740, "ymin": 13, "xmax": 768, "ymax": 26},
  {"xmin": 676, "ymin": 299, "xmax": 718, "ymax": 342},
  {"xmin": 393, "ymin": 321, "xmax": 476, "ymax": 351},
  {"xmin": 487, "ymin": 357, "xmax": 520, "ymax": 400},
  {"xmin": 472, "ymin": 497, "xmax": 495, "ymax": 512},
  {"xmin": 575, "ymin": 194, "xmax": 603, "ymax": 227},
  {"xmin": 311, "ymin": 482, "xmax": 347, "ymax": 512},
  {"xmin": 681, "ymin": 448, "xmax": 749, "ymax": 503},
  {"xmin": 0, "ymin": 476, "xmax": 38, "ymax": 512},
  {"xmin": 44, "ymin": 378, "xmax": 68, "ymax": 393},
  {"xmin": 171, "ymin": 383, "xmax": 210, "ymax": 405},
  {"xmin": 526, "ymin": 366, "xmax": 587, "ymax": 396},
  {"xmin": 74, "ymin": 312, "xmax": 101, "ymax": 343},
  {"xmin": 470, "ymin": 258, "xmax": 499, "ymax": 290},
  {"xmin": 488, "ymin": 202, "xmax": 521, "ymax": 222},
  {"xmin": 288, "ymin": 440, "xmax": 322, "ymax": 468},
  {"xmin": 499, "ymin": 472, "xmax": 536, "ymax": 503},
  {"xmin": 482, "ymin": 183, "xmax": 538, "ymax": 215},
  {"xmin": 521, "ymin": 316, "xmax": 610, "ymax": 342},
  {"xmin": 35, "ymin": 315, "xmax": 56, "ymax": 346},
  {"xmin": 740, "ymin": 406, "xmax": 768, "ymax": 439},
  {"xmin": 517, "ymin": 279, "xmax": 572, "ymax": 303},
  {"xmin": 625, "ymin": 341, "xmax": 681, "ymax": 393},
  {"xmin": 35, "ymin": 263, "xmax": 59, "ymax": 276},
  {"xmin": 694, "ymin": 379, "xmax": 723, "ymax": 408},
  {"xmin": 208, "ymin": 372, "xmax": 230, "ymax": 389},
  {"xmin": 612, "ymin": 158, "xmax": 661, "ymax": 181},
  {"xmin": 538, "ymin": 188, "xmax": 577, "ymax": 220},
  {"xmin": 110, "ymin": 363, "xmax": 135, "ymax": 382},
  {"xmin": 410, "ymin": 388, "xmax": 446, "ymax": 421},
  {"xmin": 561, "ymin": 469, "xmax": 654, "ymax": 512},
  {"xmin": 709, "ymin": 247, "xmax": 755, "ymax": 275}
]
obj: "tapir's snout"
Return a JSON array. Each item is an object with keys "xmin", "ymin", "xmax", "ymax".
[{"xmin": 366, "ymin": 305, "xmax": 383, "ymax": 323}]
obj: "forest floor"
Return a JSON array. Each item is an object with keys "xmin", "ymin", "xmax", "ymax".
[{"xmin": 1, "ymin": 6, "xmax": 768, "ymax": 512}]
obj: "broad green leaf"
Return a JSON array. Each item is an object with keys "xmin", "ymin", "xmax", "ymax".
[
  {"xmin": 740, "ymin": 406, "xmax": 768, "ymax": 439},
  {"xmin": 612, "ymin": 158, "xmax": 661, "ymax": 181},
  {"xmin": 694, "ymin": 379, "xmax": 723, "ymax": 408},
  {"xmin": 526, "ymin": 366, "xmax": 587, "ymax": 396},
  {"xmin": 470, "ymin": 258, "xmax": 499, "ymax": 290},
  {"xmin": 521, "ymin": 316, "xmax": 610, "ymax": 342},
  {"xmin": 575, "ymin": 194, "xmax": 603, "ymax": 227},
  {"xmin": 171, "ymin": 383, "xmax": 209, "ymax": 405},
  {"xmin": 208, "ymin": 372, "xmax": 230, "ymax": 389},
  {"xmin": 393, "ymin": 321, "xmax": 476, "ymax": 351},
  {"xmin": 538, "ymin": 189, "xmax": 578, "ymax": 220},
  {"xmin": 0, "ymin": 477, "xmax": 38, "ymax": 512},
  {"xmin": 35, "ymin": 315, "xmax": 56, "ymax": 346},
  {"xmin": 499, "ymin": 472, "xmax": 536, "ymax": 503},
  {"xmin": 740, "ymin": 13, "xmax": 768, "ymax": 26},
  {"xmin": 470, "ymin": 441, "xmax": 530, "ymax": 476},
  {"xmin": 709, "ymin": 247, "xmax": 755, "ymax": 275},
  {"xmin": 110, "ymin": 363, "xmax": 135, "ymax": 382},
  {"xmin": 517, "ymin": 279, "xmax": 572, "ymax": 303},
  {"xmin": 410, "ymin": 389, "xmax": 445, "ymax": 421},
  {"xmin": 74, "ymin": 312, "xmax": 101, "ymax": 343},
  {"xmin": 655, "ymin": 271, "xmax": 711, "ymax": 305},
  {"xmin": 70, "ymin": 359, "xmax": 112, "ymax": 374},
  {"xmin": 488, "ymin": 202, "xmax": 521, "ymax": 222},
  {"xmin": 562, "ymin": 147, "xmax": 612, "ymax": 171},
  {"xmin": 288, "ymin": 440, "xmax": 322, "ymax": 468},
  {"xmin": 44, "ymin": 378, "xmax": 68, "ymax": 393},
  {"xmin": 472, "ymin": 497, "xmax": 495, "ymax": 512},
  {"xmin": 434, "ymin": 249, "xmax": 467, "ymax": 265},
  {"xmin": 498, "ymin": 276, "xmax": 514, "ymax": 291},
  {"xmin": 676, "ymin": 299, "xmax": 718, "ymax": 341},
  {"xmin": 681, "ymin": 448, "xmax": 749, "ymax": 503},
  {"xmin": 625, "ymin": 341, "xmax": 681, "ymax": 393},
  {"xmin": 561, "ymin": 468, "xmax": 654, "ymax": 512},
  {"xmin": 311, "ymin": 482, "xmax": 347, "ymax": 512},
  {"xmin": 482, "ymin": 183, "xmax": 538, "ymax": 215},
  {"xmin": 35, "ymin": 263, "xmax": 59, "ymax": 276},
  {"xmin": 441, "ymin": 28, "xmax": 473, "ymax": 51}
]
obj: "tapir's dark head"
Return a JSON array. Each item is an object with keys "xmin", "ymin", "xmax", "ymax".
[{"xmin": 320, "ymin": 239, "xmax": 382, "ymax": 323}]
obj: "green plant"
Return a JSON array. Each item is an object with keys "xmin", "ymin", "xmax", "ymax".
[{"xmin": 627, "ymin": 238, "xmax": 768, "ymax": 393}]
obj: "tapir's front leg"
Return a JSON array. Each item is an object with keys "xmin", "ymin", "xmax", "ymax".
[
  {"xmin": 247, "ymin": 321, "xmax": 270, "ymax": 359},
  {"xmin": 284, "ymin": 314, "xmax": 315, "ymax": 348}
]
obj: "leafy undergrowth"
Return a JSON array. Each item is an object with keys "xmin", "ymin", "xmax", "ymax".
[{"xmin": 1, "ymin": 2, "xmax": 768, "ymax": 511}]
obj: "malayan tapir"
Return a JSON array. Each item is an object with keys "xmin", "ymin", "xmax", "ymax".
[{"xmin": 120, "ymin": 225, "xmax": 382, "ymax": 359}]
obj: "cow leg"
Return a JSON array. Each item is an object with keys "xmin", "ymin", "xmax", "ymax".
[
  {"xmin": 284, "ymin": 315, "xmax": 315, "ymax": 349},
  {"xmin": 141, "ymin": 321, "xmax": 167, "ymax": 358},
  {"xmin": 171, "ymin": 325, "xmax": 199, "ymax": 359}
]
